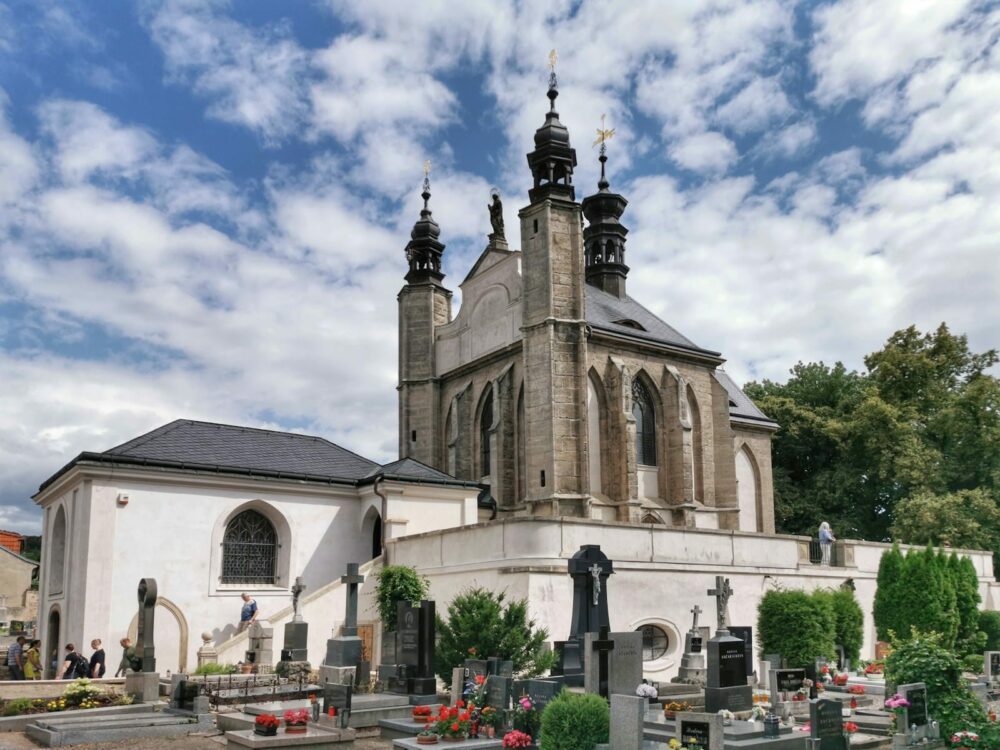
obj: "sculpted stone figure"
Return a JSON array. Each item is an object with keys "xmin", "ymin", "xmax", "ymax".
[{"xmin": 488, "ymin": 191, "xmax": 505, "ymax": 239}]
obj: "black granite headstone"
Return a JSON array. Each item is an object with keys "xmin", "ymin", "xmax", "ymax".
[
  {"xmin": 394, "ymin": 600, "xmax": 436, "ymax": 695},
  {"xmin": 688, "ymin": 635, "xmax": 703, "ymax": 654},
  {"xmin": 136, "ymin": 578, "xmax": 157, "ymax": 673},
  {"xmin": 464, "ymin": 659, "xmax": 488, "ymax": 681},
  {"xmin": 397, "ymin": 603, "xmax": 421, "ymax": 668},
  {"xmin": 773, "ymin": 668, "xmax": 806, "ymax": 694},
  {"xmin": 727, "ymin": 626, "xmax": 754, "ymax": 677},
  {"xmin": 525, "ymin": 679, "xmax": 561, "ymax": 714},
  {"xmin": 322, "ymin": 682, "xmax": 352, "ymax": 728},
  {"xmin": 907, "ymin": 687, "xmax": 928, "ymax": 727},
  {"xmin": 713, "ymin": 639, "xmax": 746, "ymax": 688},
  {"xmin": 486, "ymin": 674, "xmax": 513, "ymax": 710},
  {"xmin": 810, "ymin": 698, "xmax": 847, "ymax": 750},
  {"xmin": 681, "ymin": 720, "xmax": 712, "ymax": 748},
  {"xmin": 283, "ymin": 621, "xmax": 309, "ymax": 662},
  {"xmin": 552, "ymin": 545, "xmax": 614, "ymax": 687}
]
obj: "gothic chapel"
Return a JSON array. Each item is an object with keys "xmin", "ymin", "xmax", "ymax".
[{"xmin": 398, "ymin": 78, "xmax": 777, "ymax": 532}]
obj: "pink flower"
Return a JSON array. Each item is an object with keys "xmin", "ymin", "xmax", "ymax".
[{"xmin": 519, "ymin": 697, "xmax": 532, "ymax": 711}]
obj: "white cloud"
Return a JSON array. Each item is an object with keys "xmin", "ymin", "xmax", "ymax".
[
  {"xmin": 715, "ymin": 77, "xmax": 794, "ymax": 134},
  {"xmin": 669, "ymin": 131, "xmax": 738, "ymax": 174},
  {"xmin": 0, "ymin": 92, "xmax": 39, "ymax": 206}
]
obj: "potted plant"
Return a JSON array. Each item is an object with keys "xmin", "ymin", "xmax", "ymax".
[
  {"xmin": 502, "ymin": 729, "xmax": 534, "ymax": 748},
  {"xmin": 479, "ymin": 706, "xmax": 500, "ymax": 738},
  {"xmin": 434, "ymin": 705, "xmax": 472, "ymax": 742},
  {"xmin": 834, "ymin": 673, "xmax": 849, "ymax": 687},
  {"xmin": 284, "ymin": 708, "xmax": 310, "ymax": 733},
  {"xmin": 664, "ymin": 700, "xmax": 692, "ymax": 719},
  {"xmin": 412, "ymin": 705, "xmax": 435, "ymax": 723},
  {"xmin": 844, "ymin": 721, "xmax": 858, "ymax": 745},
  {"xmin": 949, "ymin": 731, "xmax": 983, "ymax": 750},
  {"xmin": 254, "ymin": 714, "xmax": 280, "ymax": 737},
  {"xmin": 417, "ymin": 728, "xmax": 439, "ymax": 745},
  {"xmin": 636, "ymin": 682, "xmax": 659, "ymax": 705}
]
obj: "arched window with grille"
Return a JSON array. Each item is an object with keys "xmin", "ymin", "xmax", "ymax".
[
  {"xmin": 632, "ymin": 379, "xmax": 657, "ymax": 466},
  {"xmin": 479, "ymin": 390, "xmax": 494, "ymax": 479},
  {"xmin": 221, "ymin": 510, "xmax": 278, "ymax": 585}
]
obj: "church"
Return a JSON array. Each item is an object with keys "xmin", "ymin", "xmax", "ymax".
[{"xmin": 32, "ymin": 76, "xmax": 997, "ymax": 683}]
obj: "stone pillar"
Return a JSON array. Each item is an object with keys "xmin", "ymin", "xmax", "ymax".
[
  {"xmin": 196, "ymin": 631, "xmax": 218, "ymax": 669},
  {"xmin": 519, "ymin": 197, "xmax": 589, "ymax": 517}
]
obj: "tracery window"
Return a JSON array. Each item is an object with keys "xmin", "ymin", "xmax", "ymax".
[
  {"xmin": 632, "ymin": 379, "xmax": 657, "ymax": 466},
  {"xmin": 221, "ymin": 510, "xmax": 278, "ymax": 585},
  {"xmin": 480, "ymin": 391, "xmax": 494, "ymax": 478}
]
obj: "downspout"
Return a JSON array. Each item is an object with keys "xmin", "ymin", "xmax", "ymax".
[{"xmin": 373, "ymin": 474, "xmax": 389, "ymax": 565}]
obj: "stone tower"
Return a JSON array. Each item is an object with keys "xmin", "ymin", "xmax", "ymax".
[
  {"xmin": 397, "ymin": 173, "xmax": 451, "ymax": 466},
  {"xmin": 518, "ymin": 78, "xmax": 591, "ymax": 517}
]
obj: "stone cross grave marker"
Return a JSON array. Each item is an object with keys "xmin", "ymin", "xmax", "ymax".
[
  {"xmin": 687, "ymin": 605, "xmax": 704, "ymax": 653},
  {"xmin": 291, "ymin": 576, "xmax": 306, "ymax": 623},
  {"xmin": 282, "ymin": 575, "xmax": 308, "ymax": 663},
  {"xmin": 676, "ymin": 711, "xmax": 724, "ymax": 750},
  {"xmin": 899, "ymin": 682, "xmax": 929, "ymax": 741},
  {"xmin": 609, "ymin": 694, "xmax": 646, "ymax": 750},
  {"xmin": 321, "ymin": 563, "xmax": 366, "ymax": 684},
  {"xmin": 705, "ymin": 584, "xmax": 751, "ymax": 714},
  {"xmin": 486, "ymin": 674, "xmax": 513, "ymax": 711},
  {"xmin": 341, "ymin": 563, "xmax": 365, "ymax": 637},
  {"xmin": 810, "ymin": 698, "xmax": 846, "ymax": 750},
  {"xmin": 136, "ymin": 578, "xmax": 157, "ymax": 672},
  {"xmin": 708, "ymin": 576, "xmax": 733, "ymax": 633},
  {"xmin": 322, "ymin": 682, "xmax": 352, "ymax": 729}
]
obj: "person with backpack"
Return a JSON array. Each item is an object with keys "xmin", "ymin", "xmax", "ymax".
[
  {"xmin": 89, "ymin": 639, "xmax": 106, "ymax": 678},
  {"xmin": 56, "ymin": 644, "xmax": 89, "ymax": 680},
  {"xmin": 114, "ymin": 637, "xmax": 136, "ymax": 677}
]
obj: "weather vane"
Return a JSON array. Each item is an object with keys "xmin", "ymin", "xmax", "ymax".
[
  {"xmin": 548, "ymin": 48, "xmax": 558, "ymax": 89},
  {"xmin": 593, "ymin": 113, "xmax": 615, "ymax": 155}
]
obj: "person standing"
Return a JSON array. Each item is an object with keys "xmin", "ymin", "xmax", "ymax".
[
  {"xmin": 238, "ymin": 592, "xmax": 258, "ymax": 633},
  {"xmin": 819, "ymin": 521, "xmax": 836, "ymax": 566},
  {"xmin": 114, "ymin": 637, "xmax": 136, "ymax": 677},
  {"xmin": 23, "ymin": 640, "xmax": 41, "ymax": 680},
  {"xmin": 89, "ymin": 639, "xmax": 106, "ymax": 678},
  {"xmin": 56, "ymin": 644, "xmax": 87, "ymax": 680},
  {"xmin": 6, "ymin": 636, "xmax": 25, "ymax": 680}
]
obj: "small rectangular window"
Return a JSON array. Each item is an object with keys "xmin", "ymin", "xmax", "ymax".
[
  {"xmin": 411, "ymin": 430, "xmax": 417, "ymax": 442},
  {"xmin": 533, "ymin": 219, "xmax": 539, "ymax": 233},
  {"xmin": 540, "ymin": 470, "xmax": 546, "ymax": 487}
]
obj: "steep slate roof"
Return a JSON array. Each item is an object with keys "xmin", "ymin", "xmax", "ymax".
[
  {"xmin": 713, "ymin": 371, "xmax": 778, "ymax": 429},
  {"xmin": 38, "ymin": 419, "xmax": 479, "ymax": 492},
  {"xmin": 585, "ymin": 285, "xmax": 720, "ymax": 357}
]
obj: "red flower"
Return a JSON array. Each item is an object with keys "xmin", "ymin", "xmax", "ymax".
[
  {"xmin": 451, "ymin": 722, "xmax": 460, "ymax": 733},
  {"xmin": 457, "ymin": 699, "xmax": 465, "ymax": 708},
  {"xmin": 844, "ymin": 722, "xmax": 858, "ymax": 734},
  {"xmin": 449, "ymin": 707, "xmax": 459, "ymax": 718},
  {"xmin": 475, "ymin": 674, "xmax": 486, "ymax": 685},
  {"xmin": 468, "ymin": 647, "xmax": 477, "ymax": 655}
]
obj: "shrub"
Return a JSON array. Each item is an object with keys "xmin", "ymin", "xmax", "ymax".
[
  {"xmin": 874, "ymin": 544, "xmax": 905, "ymax": 641},
  {"xmin": 193, "ymin": 662, "xmax": 237, "ymax": 675},
  {"xmin": 758, "ymin": 589, "xmax": 836, "ymax": 668},
  {"xmin": 884, "ymin": 630, "xmax": 986, "ymax": 739},
  {"xmin": 950, "ymin": 554, "xmax": 984, "ymax": 656},
  {"xmin": 2, "ymin": 698, "xmax": 35, "ymax": 716},
  {"xmin": 375, "ymin": 565, "xmax": 428, "ymax": 628},
  {"xmin": 980, "ymin": 610, "xmax": 1000, "ymax": 650},
  {"xmin": 63, "ymin": 678, "xmax": 102, "ymax": 706},
  {"xmin": 814, "ymin": 588, "xmax": 864, "ymax": 664},
  {"xmin": 434, "ymin": 587, "xmax": 556, "ymax": 687},
  {"xmin": 538, "ymin": 691, "xmax": 609, "ymax": 750},
  {"xmin": 962, "ymin": 654, "xmax": 986, "ymax": 674}
]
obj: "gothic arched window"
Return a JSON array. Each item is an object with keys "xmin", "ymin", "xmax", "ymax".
[
  {"xmin": 479, "ymin": 391, "xmax": 494, "ymax": 478},
  {"xmin": 632, "ymin": 379, "xmax": 657, "ymax": 466},
  {"xmin": 221, "ymin": 510, "xmax": 278, "ymax": 585}
]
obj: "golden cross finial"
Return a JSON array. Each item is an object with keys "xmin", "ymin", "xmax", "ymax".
[
  {"xmin": 593, "ymin": 113, "xmax": 615, "ymax": 148},
  {"xmin": 423, "ymin": 159, "xmax": 431, "ymax": 178},
  {"xmin": 548, "ymin": 49, "xmax": 558, "ymax": 72}
]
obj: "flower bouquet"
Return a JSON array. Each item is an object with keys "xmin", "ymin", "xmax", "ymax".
[
  {"xmin": 750, "ymin": 705, "xmax": 767, "ymax": 723},
  {"xmin": 284, "ymin": 708, "xmax": 310, "ymax": 733},
  {"xmin": 636, "ymin": 682, "xmax": 659, "ymax": 703},
  {"xmin": 502, "ymin": 729, "xmax": 534, "ymax": 748},
  {"xmin": 412, "ymin": 705, "xmax": 435, "ymax": 723},
  {"xmin": 465, "ymin": 674, "xmax": 488, "ymax": 709},
  {"xmin": 884, "ymin": 693, "xmax": 910, "ymax": 734},
  {"xmin": 864, "ymin": 661, "xmax": 885, "ymax": 676},
  {"xmin": 512, "ymin": 695, "xmax": 541, "ymax": 739},
  {"xmin": 844, "ymin": 721, "xmax": 858, "ymax": 735},
  {"xmin": 950, "ymin": 730, "xmax": 983, "ymax": 749},
  {"xmin": 435, "ymin": 705, "xmax": 472, "ymax": 741},
  {"xmin": 479, "ymin": 706, "xmax": 501, "ymax": 738},
  {"xmin": 719, "ymin": 709, "xmax": 735, "ymax": 726},
  {"xmin": 254, "ymin": 714, "xmax": 280, "ymax": 737},
  {"xmin": 664, "ymin": 700, "xmax": 692, "ymax": 719},
  {"xmin": 834, "ymin": 673, "xmax": 849, "ymax": 687}
]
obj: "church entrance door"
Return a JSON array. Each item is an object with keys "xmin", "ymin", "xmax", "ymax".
[{"xmin": 46, "ymin": 608, "xmax": 60, "ymax": 679}]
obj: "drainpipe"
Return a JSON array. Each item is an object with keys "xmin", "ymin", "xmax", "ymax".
[{"xmin": 373, "ymin": 474, "xmax": 389, "ymax": 565}]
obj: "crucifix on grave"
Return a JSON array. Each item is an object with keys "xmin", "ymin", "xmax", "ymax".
[
  {"xmin": 708, "ymin": 576, "xmax": 733, "ymax": 634},
  {"xmin": 291, "ymin": 576, "xmax": 306, "ymax": 623},
  {"xmin": 591, "ymin": 626, "xmax": 616, "ymax": 699},
  {"xmin": 553, "ymin": 545, "xmax": 615, "ymax": 686},
  {"xmin": 341, "ymin": 563, "xmax": 365, "ymax": 637},
  {"xmin": 320, "ymin": 562, "xmax": 366, "ymax": 687}
]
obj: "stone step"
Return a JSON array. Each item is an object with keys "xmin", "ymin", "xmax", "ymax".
[
  {"xmin": 379, "ymin": 715, "xmax": 443, "ymax": 740},
  {"xmin": 26, "ymin": 712, "xmax": 214, "ymax": 747}
]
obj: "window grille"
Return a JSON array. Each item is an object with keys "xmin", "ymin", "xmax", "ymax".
[
  {"xmin": 638, "ymin": 624, "xmax": 669, "ymax": 661},
  {"xmin": 221, "ymin": 510, "xmax": 278, "ymax": 585},
  {"xmin": 632, "ymin": 380, "xmax": 657, "ymax": 466},
  {"xmin": 480, "ymin": 392, "xmax": 494, "ymax": 478}
]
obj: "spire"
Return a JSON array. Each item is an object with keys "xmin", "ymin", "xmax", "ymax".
[
  {"xmin": 526, "ymin": 49, "xmax": 577, "ymax": 203},
  {"xmin": 404, "ymin": 161, "xmax": 446, "ymax": 285},
  {"xmin": 582, "ymin": 117, "xmax": 629, "ymax": 298}
]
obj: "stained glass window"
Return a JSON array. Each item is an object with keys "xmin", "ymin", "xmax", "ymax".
[
  {"xmin": 480, "ymin": 391, "xmax": 494, "ymax": 478},
  {"xmin": 632, "ymin": 379, "xmax": 657, "ymax": 466},
  {"xmin": 221, "ymin": 510, "xmax": 278, "ymax": 585}
]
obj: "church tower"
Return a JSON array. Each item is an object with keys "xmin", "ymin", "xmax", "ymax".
[
  {"xmin": 398, "ymin": 170, "xmax": 451, "ymax": 465},
  {"xmin": 518, "ymin": 69, "xmax": 591, "ymax": 517},
  {"xmin": 582, "ymin": 135, "xmax": 629, "ymax": 298}
]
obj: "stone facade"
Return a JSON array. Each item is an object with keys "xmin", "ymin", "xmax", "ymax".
[{"xmin": 397, "ymin": 84, "xmax": 777, "ymax": 532}]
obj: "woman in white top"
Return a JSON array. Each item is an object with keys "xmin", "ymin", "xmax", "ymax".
[{"xmin": 819, "ymin": 522, "xmax": 836, "ymax": 566}]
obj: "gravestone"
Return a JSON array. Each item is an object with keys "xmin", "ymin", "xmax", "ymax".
[
  {"xmin": 727, "ymin": 625, "xmax": 754, "ymax": 678},
  {"xmin": 769, "ymin": 668, "xmax": 806, "ymax": 708},
  {"xmin": 321, "ymin": 682, "xmax": 352, "ymax": 728},
  {"xmin": 674, "ymin": 604, "xmax": 707, "ymax": 685},
  {"xmin": 985, "ymin": 652, "xmax": 1000, "ymax": 684},
  {"xmin": 804, "ymin": 663, "xmax": 819, "ymax": 700},
  {"xmin": 247, "ymin": 621, "xmax": 274, "ymax": 669},
  {"xmin": 810, "ymin": 698, "xmax": 847, "ymax": 750},
  {"xmin": 704, "ymin": 577, "xmax": 752, "ymax": 713},
  {"xmin": 676, "ymin": 711, "xmax": 724, "ymax": 750},
  {"xmin": 485, "ymin": 674, "xmax": 513, "ymax": 711},
  {"xmin": 552, "ymin": 545, "xmax": 613, "ymax": 687},
  {"xmin": 899, "ymin": 682, "xmax": 929, "ymax": 741},
  {"xmin": 393, "ymin": 599, "xmax": 436, "ymax": 696},
  {"xmin": 320, "ymin": 563, "xmax": 365, "ymax": 685},
  {"xmin": 450, "ymin": 668, "xmax": 465, "ymax": 706},
  {"xmin": 584, "ymin": 629, "xmax": 643, "ymax": 699},
  {"xmin": 281, "ymin": 576, "xmax": 309, "ymax": 665},
  {"xmin": 125, "ymin": 578, "xmax": 160, "ymax": 703},
  {"xmin": 516, "ymin": 678, "xmax": 562, "ymax": 714},
  {"xmin": 169, "ymin": 674, "xmax": 210, "ymax": 715},
  {"xmin": 464, "ymin": 659, "xmax": 489, "ymax": 682},
  {"xmin": 609, "ymin": 694, "xmax": 646, "ymax": 750},
  {"xmin": 487, "ymin": 656, "xmax": 514, "ymax": 678}
]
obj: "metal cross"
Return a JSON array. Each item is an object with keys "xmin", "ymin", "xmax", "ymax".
[
  {"xmin": 588, "ymin": 563, "xmax": 603, "ymax": 607},
  {"xmin": 592, "ymin": 625, "xmax": 615, "ymax": 699}
]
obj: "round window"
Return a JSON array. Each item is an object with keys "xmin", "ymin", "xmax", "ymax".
[{"xmin": 637, "ymin": 624, "xmax": 669, "ymax": 661}]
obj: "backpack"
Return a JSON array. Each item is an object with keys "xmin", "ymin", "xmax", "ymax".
[{"xmin": 71, "ymin": 653, "xmax": 89, "ymax": 679}]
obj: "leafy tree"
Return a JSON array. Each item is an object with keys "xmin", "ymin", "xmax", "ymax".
[
  {"xmin": 374, "ymin": 566, "xmax": 428, "ymax": 629},
  {"xmin": 758, "ymin": 589, "xmax": 836, "ymax": 668},
  {"xmin": 892, "ymin": 489, "xmax": 1000, "ymax": 553},
  {"xmin": 873, "ymin": 545, "xmax": 905, "ymax": 642},
  {"xmin": 980, "ymin": 611, "xmax": 1000, "ymax": 651},
  {"xmin": 434, "ymin": 587, "xmax": 556, "ymax": 687}
]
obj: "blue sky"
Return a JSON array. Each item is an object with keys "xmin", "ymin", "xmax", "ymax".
[{"xmin": 1, "ymin": 0, "xmax": 997, "ymax": 533}]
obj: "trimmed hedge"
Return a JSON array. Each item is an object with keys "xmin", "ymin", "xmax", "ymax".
[
  {"xmin": 539, "ymin": 691, "xmax": 609, "ymax": 750},
  {"xmin": 814, "ymin": 588, "xmax": 864, "ymax": 664},
  {"xmin": 758, "ymin": 589, "xmax": 836, "ymax": 668}
]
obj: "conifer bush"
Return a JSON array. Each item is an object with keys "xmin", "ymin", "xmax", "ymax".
[
  {"xmin": 538, "ymin": 691, "xmax": 609, "ymax": 750},
  {"xmin": 874, "ymin": 544, "xmax": 905, "ymax": 641},
  {"xmin": 434, "ymin": 587, "xmax": 556, "ymax": 687},
  {"xmin": 980, "ymin": 610, "xmax": 1000, "ymax": 650},
  {"xmin": 814, "ymin": 588, "xmax": 864, "ymax": 663},
  {"xmin": 758, "ymin": 589, "xmax": 836, "ymax": 668}
]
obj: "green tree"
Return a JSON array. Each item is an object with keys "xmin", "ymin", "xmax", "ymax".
[
  {"xmin": 757, "ymin": 589, "xmax": 836, "ymax": 668},
  {"xmin": 980, "ymin": 611, "xmax": 1000, "ymax": 651},
  {"xmin": 948, "ymin": 553, "xmax": 985, "ymax": 656},
  {"xmin": 374, "ymin": 566, "xmax": 428, "ymax": 629},
  {"xmin": 821, "ymin": 588, "xmax": 864, "ymax": 664},
  {"xmin": 873, "ymin": 545, "xmax": 904, "ymax": 641},
  {"xmin": 892, "ymin": 489, "xmax": 1000, "ymax": 553},
  {"xmin": 434, "ymin": 587, "xmax": 556, "ymax": 687}
]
